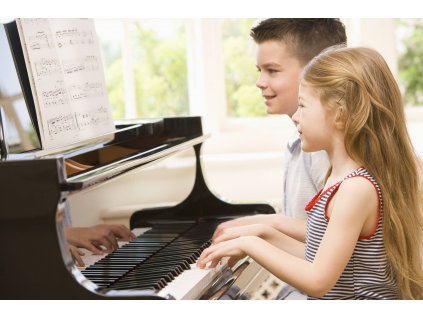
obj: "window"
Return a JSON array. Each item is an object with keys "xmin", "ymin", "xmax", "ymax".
[
  {"xmin": 222, "ymin": 19, "xmax": 266, "ymax": 117},
  {"xmin": 95, "ymin": 19, "xmax": 423, "ymax": 152},
  {"xmin": 95, "ymin": 19, "xmax": 189, "ymax": 120},
  {"xmin": 397, "ymin": 18, "xmax": 423, "ymax": 107}
]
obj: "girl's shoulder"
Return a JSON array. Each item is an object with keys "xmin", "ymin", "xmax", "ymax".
[
  {"xmin": 333, "ymin": 176, "xmax": 380, "ymax": 220},
  {"xmin": 338, "ymin": 176, "xmax": 379, "ymax": 199}
]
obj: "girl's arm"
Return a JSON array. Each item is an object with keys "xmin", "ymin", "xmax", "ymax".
[
  {"xmin": 198, "ymin": 177, "xmax": 379, "ymax": 298},
  {"xmin": 212, "ymin": 214, "xmax": 307, "ymax": 242},
  {"xmin": 271, "ymin": 216, "xmax": 307, "ymax": 242},
  {"xmin": 212, "ymin": 223, "xmax": 306, "ymax": 258}
]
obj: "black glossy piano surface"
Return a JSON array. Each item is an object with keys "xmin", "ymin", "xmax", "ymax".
[{"xmin": 0, "ymin": 117, "xmax": 276, "ymax": 299}]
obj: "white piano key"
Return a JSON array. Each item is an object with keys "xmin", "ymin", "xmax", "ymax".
[
  {"xmin": 78, "ymin": 227, "xmax": 151, "ymax": 269},
  {"xmin": 78, "ymin": 227, "xmax": 240, "ymax": 300},
  {"xmin": 158, "ymin": 261, "xmax": 227, "ymax": 300}
]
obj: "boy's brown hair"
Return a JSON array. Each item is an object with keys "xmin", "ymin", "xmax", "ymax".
[{"xmin": 250, "ymin": 18, "xmax": 347, "ymax": 66}]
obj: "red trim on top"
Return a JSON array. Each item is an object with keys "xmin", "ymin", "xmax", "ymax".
[
  {"xmin": 322, "ymin": 175, "xmax": 382, "ymax": 240},
  {"xmin": 305, "ymin": 189, "xmax": 323, "ymax": 212},
  {"xmin": 305, "ymin": 183, "xmax": 341, "ymax": 213}
]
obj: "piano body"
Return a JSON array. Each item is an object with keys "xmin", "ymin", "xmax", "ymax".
[
  {"xmin": 0, "ymin": 20, "xmax": 276, "ymax": 300},
  {"xmin": 0, "ymin": 116, "xmax": 276, "ymax": 299}
]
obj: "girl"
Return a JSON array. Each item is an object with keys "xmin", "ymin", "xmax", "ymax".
[{"xmin": 197, "ymin": 46, "xmax": 423, "ymax": 299}]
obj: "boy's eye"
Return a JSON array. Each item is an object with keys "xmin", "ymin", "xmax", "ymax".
[{"xmin": 268, "ymin": 69, "xmax": 277, "ymax": 74}]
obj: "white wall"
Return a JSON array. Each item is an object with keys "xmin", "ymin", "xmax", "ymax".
[{"xmin": 68, "ymin": 140, "xmax": 286, "ymax": 228}]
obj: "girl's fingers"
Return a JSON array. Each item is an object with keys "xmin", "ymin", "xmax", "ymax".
[{"xmin": 209, "ymin": 259, "xmax": 220, "ymax": 269}]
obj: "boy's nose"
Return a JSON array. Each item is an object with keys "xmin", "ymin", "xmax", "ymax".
[{"xmin": 256, "ymin": 77, "xmax": 267, "ymax": 89}]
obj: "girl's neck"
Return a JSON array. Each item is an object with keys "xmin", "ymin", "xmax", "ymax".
[{"xmin": 325, "ymin": 141, "xmax": 361, "ymax": 186}]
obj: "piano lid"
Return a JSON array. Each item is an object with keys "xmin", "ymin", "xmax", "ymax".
[{"xmin": 0, "ymin": 116, "xmax": 205, "ymax": 191}]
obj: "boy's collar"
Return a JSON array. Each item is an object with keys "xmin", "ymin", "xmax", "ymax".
[{"xmin": 287, "ymin": 132, "xmax": 301, "ymax": 152}]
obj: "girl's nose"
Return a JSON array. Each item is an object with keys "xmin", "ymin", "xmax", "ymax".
[{"xmin": 292, "ymin": 108, "xmax": 300, "ymax": 125}]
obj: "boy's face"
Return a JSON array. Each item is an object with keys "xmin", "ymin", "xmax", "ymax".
[{"xmin": 255, "ymin": 40, "xmax": 303, "ymax": 117}]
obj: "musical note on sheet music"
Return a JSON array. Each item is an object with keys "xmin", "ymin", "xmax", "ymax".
[
  {"xmin": 34, "ymin": 58, "xmax": 62, "ymax": 78},
  {"xmin": 40, "ymin": 80, "xmax": 69, "ymax": 107},
  {"xmin": 28, "ymin": 31, "xmax": 53, "ymax": 50},
  {"xmin": 75, "ymin": 105, "xmax": 112, "ymax": 129},
  {"xmin": 18, "ymin": 18, "xmax": 115, "ymax": 150},
  {"xmin": 69, "ymin": 81, "xmax": 104, "ymax": 101},
  {"xmin": 62, "ymin": 56, "xmax": 100, "ymax": 74},
  {"xmin": 47, "ymin": 113, "xmax": 77, "ymax": 136},
  {"xmin": 56, "ymin": 29, "xmax": 94, "ymax": 48}
]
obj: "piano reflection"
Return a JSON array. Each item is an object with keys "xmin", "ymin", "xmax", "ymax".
[{"xmin": 0, "ymin": 21, "xmax": 276, "ymax": 300}]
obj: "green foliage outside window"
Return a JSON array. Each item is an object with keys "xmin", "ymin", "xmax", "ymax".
[
  {"xmin": 99, "ymin": 19, "xmax": 268, "ymax": 119},
  {"xmin": 104, "ymin": 59, "xmax": 125, "ymax": 119},
  {"xmin": 222, "ymin": 19, "xmax": 267, "ymax": 117},
  {"xmin": 99, "ymin": 20, "xmax": 189, "ymax": 119},
  {"xmin": 398, "ymin": 19, "xmax": 423, "ymax": 106},
  {"xmin": 131, "ymin": 22, "xmax": 189, "ymax": 117}
]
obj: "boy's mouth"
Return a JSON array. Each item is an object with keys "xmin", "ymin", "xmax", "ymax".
[{"xmin": 263, "ymin": 95, "xmax": 276, "ymax": 106}]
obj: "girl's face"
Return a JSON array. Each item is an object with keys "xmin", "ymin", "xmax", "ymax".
[{"xmin": 293, "ymin": 82, "xmax": 337, "ymax": 152}]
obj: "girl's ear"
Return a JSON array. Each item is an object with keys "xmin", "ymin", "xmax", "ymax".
[{"xmin": 334, "ymin": 106, "xmax": 345, "ymax": 130}]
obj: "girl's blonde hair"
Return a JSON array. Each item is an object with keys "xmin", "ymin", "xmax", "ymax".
[{"xmin": 302, "ymin": 46, "xmax": 423, "ymax": 299}]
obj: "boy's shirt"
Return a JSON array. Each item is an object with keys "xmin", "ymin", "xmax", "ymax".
[{"xmin": 283, "ymin": 133, "xmax": 330, "ymax": 220}]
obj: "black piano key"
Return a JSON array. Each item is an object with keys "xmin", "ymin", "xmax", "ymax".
[
  {"xmin": 87, "ymin": 277, "xmax": 119, "ymax": 284},
  {"xmin": 82, "ymin": 221, "xmax": 220, "ymax": 291},
  {"xmin": 83, "ymin": 264, "xmax": 134, "ymax": 270},
  {"xmin": 93, "ymin": 260, "xmax": 143, "ymax": 265},
  {"xmin": 124, "ymin": 267, "xmax": 178, "ymax": 280},
  {"xmin": 111, "ymin": 277, "xmax": 167, "ymax": 290},
  {"xmin": 125, "ymin": 272, "xmax": 174, "ymax": 283},
  {"xmin": 111, "ymin": 245, "xmax": 162, "ymax": 251},
  {"xmin": 82, "ymin": 269, "xmax": 129, "ymax": 274},
  {"xmin": 130, "ymin": 263, "xmax": 182, "ymax": 272},
  {"xmin": 157, "ymin": 250, "xmax": 200, "ymax": 259}
]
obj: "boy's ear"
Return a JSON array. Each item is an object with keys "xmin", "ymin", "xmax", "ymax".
[{"xmin": 334, "ymin": 106, "xmax": 345, "ymax": 129}]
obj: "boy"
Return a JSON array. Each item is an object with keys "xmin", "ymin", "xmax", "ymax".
[{"xmin": 211, "ymin": 18, "xmax": 347, "ymax": 299}]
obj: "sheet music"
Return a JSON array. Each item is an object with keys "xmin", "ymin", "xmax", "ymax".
[{"xmin": 17, "ymin": 19, "xmax": 115, "ymax": 150}]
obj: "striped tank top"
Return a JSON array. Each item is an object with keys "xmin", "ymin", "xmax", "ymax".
[{"xmin": 305, "ymin": 167, "xmax": 399, "ymax": 299}]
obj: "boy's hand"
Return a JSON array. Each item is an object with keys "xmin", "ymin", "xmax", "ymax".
[
  {"xmin": 69, "ymin": 245, "xmax": 85, "ymax": 267},
  {"xmin": 65, "ymin": 224, "xmax": 136, "ymax": 255}
]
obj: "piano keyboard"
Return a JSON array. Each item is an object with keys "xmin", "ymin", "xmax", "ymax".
[{"xmin": 79, "ymin": 221, "xmax": 226, "ymax": 299}]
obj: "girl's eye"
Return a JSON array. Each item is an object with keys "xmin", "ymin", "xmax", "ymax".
[
  {"xmin": 298, "ymin": 104, "xmax": 304, "ymax": 108},
  {"xmin": 268, "ymin": 69, "xmax": 277, "ymax": 74}
]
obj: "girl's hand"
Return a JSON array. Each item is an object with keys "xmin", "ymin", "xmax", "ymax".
[
  {"xmin": 212, "ymin": 215, "xmax": 276, "ymax": 241},
  {"xmin": 212, "ymin": 224, "xmax": 267, "ymax": 245},
  {"xmin": 197, "ymin": 237, "xmax": 248, "ymax": 269}
]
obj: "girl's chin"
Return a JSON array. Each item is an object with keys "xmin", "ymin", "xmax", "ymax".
[
  {"xmin": 301, "ymin": 143, "xmax": 321, "ymax": 153},
  {"xmin": 300, "ymin": 142, "xmax": 312, "ymax": 152}
]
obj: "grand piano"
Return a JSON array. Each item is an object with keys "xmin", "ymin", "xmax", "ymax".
[{"xmin": 0, "ymin": 21, "xmax": 276, "ymax": 300}]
